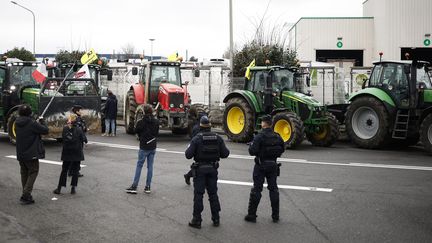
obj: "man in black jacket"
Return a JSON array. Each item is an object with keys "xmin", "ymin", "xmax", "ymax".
[
  {"xmin": 103, "ymin": 90, "xmax": 117, "ymax": 136},
  {"xmin": 126, "ymin": 105, "xmax": 159, "ymax": 194},
  {"xmin": 244, "ymin": 115, "xmax": 285, "ymax": 223},
  {"xmin": 15, "ymin": 105, "xmax": 49, "ymax": 204},
  {"xmin": 185, "ymin": 116, "xmax": 230, "ymax": 229}
]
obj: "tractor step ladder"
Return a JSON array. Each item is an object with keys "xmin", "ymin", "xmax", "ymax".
[{"xmin": 392, "ymin": 109, "xmax": 410, "ymax": 139}]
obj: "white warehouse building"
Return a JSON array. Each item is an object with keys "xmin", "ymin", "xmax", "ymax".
[{"xmin": 288, "ymin": 0, "xmax": 432, "ymax": 67}]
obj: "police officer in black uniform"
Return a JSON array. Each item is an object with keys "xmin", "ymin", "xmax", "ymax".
[
  {"xmin": 185, "ymin": 116, "xmax": 230, "ymax": 229},
  {"xmin": 244, "ymin": 115, "xmax": 285, "ymax": 223}
]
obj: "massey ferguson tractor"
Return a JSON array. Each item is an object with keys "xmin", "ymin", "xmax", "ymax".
[{"xmin": 125, "ymin": 60, "xmax": 196, "ymax": 135}]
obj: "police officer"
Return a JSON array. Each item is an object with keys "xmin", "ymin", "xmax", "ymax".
[
  {"xmin": 244, "ymin": 115, "xmax": 284, "ymax": 223},
  {"xmin": 185, "ymin": 116, "xmax": 230, "ymax": 229}
]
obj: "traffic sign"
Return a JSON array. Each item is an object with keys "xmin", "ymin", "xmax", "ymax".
[
  {"xmin": 337, "ymin": 41, "xmax": 343, "ymax": 48},
  {"xmin": 424, "ymin": 39, "xmax": 431, "ymax": 47}
]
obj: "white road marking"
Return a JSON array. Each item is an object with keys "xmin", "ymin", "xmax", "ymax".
[
  {"xmin": 5, "ymin": 155, "xmax": 87, "ymax": 167},
  {"xmin": 218, "ymin": 179, "xmax": 333, "ymax": 192},
  {"xmin": 87, "ymin": 141, "xmax": 432, "ymax": 172}
]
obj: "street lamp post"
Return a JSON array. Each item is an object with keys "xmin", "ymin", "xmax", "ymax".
[
  {"xmin": 229, "ymin": 0, "xmax": 234, "ymax": 82},
  {"xmin": 11, "ymin": 1, "xmax": 35, "ymax": 55},
  {"xmin": 149, "ymin": 38, "xmax": 155, "ymax": 60}
]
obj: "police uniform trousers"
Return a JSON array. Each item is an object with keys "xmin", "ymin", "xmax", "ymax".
[
  {"xmin": 248, "ymin": 162, "xmax": 279, "ymax": 218},
  {"xmin": 193, "ymin": 164, "xmax": 220, "ymax": 221}
]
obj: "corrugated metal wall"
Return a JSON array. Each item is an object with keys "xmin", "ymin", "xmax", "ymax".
[
  {"xmin": 291, "ymin": 18, "xmax": 375, "ymax": 65},
  {"xmin": 364, "ymin": 0, "xmax": 432, "ymax": 61}
]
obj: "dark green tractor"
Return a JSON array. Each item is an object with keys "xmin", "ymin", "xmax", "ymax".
[
  {"xmin": 223, "ymin": 66, "xmax": 339, "ymax": 149},
  {"xmin": 339, "ymin": 60, "xmax": 432, "ymax": 153},
  {"xmin": 0, "ymin": 60, "xmax": 102, "ymax": 143}
]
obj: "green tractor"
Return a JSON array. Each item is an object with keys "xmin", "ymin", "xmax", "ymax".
[
  {"xmin": 223, "ymin": 66, "xmax": 339, "ymax": 148},
  {"xmin": 0, "ymin": 60, "xmax": 103, "ymax": 143},
  {"xmin": 337, "ymin": 60, "xmax": 432, "ymax": 152}
]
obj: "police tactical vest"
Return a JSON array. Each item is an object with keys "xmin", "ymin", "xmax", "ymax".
[
  {"xmin": 260, "ymin": 132, "xmax": 283, "ymax": 160},
  {"xmin": 195, "ymin": 132, "xmax": 220, "ymax": 162}
]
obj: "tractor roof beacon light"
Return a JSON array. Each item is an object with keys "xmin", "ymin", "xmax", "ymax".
[{"xmin": 379, "ymin": 52, "xmax": 383, "ymax": 62}]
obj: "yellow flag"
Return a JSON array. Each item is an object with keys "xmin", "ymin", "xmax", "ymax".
[
  {"xmin": 81, "ymin": 48, "xmax": 98, "ymax": 64},
  {"xmin": 167, "ymin": 52, "xmax": 178, "ymax": 61},
  {"xmin": 245, "ymin": 59, "xmax": 256, "ymax": 80}
]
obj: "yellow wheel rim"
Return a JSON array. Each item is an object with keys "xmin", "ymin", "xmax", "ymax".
[
  {"xmin": 313, "ymin": 125, "xmax": 328, "ymax": 140},
  {"xmin": 12, "ymin": 122, "xmax": 17, "ymax": 138},
  {"xmin": 227, "ymin": 107, "xmax": 245, "ymax": 134},
  {"xmin": 274, "ymin": 119, "xmax": 292, "ymax": 142}
]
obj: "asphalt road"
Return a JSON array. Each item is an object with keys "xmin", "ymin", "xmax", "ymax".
[{"xmin": 1, "ymin": 129, "xmax": 432, "ymax": 243}]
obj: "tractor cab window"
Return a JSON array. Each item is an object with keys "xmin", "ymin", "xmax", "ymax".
[
  {"xmin": 9, "ymin": 65, "xmax": 38, "ymax": 86},
  {"xmin": 0, "ymin": 68, "xmax": 5, "ymax": 90},
  {"xmin": 150, "ymin": 66, "xmax": 181, "ymax": 86},
  {"xmin": 41, "ymin": 79, "xmax": 98, "ymax": 96},
  {"xmin": 273, "ymin": 69, "xmax": 294, "ymax": 92},
  {"xmin": 369, "ymin": 64, "xmax": 382, "ymax": 86},
  {"xmin": 251, "ymin": 71, "xmax": 268, "ymax": 91},
  {"xmin": 417, "ymin": 66, "xmax": 432, "ymax": 88}
]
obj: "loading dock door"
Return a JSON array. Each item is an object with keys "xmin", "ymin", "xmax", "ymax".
[
  {"xmin": 401, "ymin": 48, "xmax": 432, "ymax": 63},
  {"xmin": 316, "ymin": 50, "xmax": 364, "ymax": 67}
]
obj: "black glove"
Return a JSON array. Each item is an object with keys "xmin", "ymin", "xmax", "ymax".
[{"xmin": 37, "ymin": 117, "xmax": 46, "ymax": 125}]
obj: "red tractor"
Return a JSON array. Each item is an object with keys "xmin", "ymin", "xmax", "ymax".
[{"xmin": 125, "ymin": 60, "xmax": 198, "ymax": 135}]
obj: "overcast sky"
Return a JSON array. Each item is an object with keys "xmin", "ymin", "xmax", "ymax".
[{"xmin": 0, "ymin": 0, "xmax": 364, "ymax": 59}]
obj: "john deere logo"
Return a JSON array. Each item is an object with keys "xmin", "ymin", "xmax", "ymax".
[
  {"xmin": 337, "ymin": 41, "xmax": 343, "ymax": 48},
  {"xmin": 424, "ymin": 39, "xmax": 431, "ymax": 47}
]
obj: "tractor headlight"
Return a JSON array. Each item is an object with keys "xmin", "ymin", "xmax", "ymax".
[
  {"xmin": 170, "ymin": 104, "xmax": 174, "ymax": 108},
  {"xmin": 10, "ymin": 85, "xmax": 16, "ymax": 91},
  {"xmin": 179, "ymin": 104, "xmax": 184, "ymax": 108},
  {"xmin": 388, "ymin": 85, "xmax": 393, "ymax": 91}
]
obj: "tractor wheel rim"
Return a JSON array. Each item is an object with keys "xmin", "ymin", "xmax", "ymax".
[
  {"xmin": 227, "ymin": 107, "xmax": 245, "ymax": 135},
  {"xmin": 12, "ymin": 122, "xmax": 16, "ymax": 138},
  {"xmin": 352, "ymin": 107, "xmax": 379, "ymax": 140},
  {"xmin": 274, "ymin": 119, "xmax": 292, "ymax": 142},
  {"xmin": 428, "ymin": 124, "xmax": 432, "ymax": 144},
  {"xmin": 314, "ymin": 125, "xmax": 328, "ymax": 140}
]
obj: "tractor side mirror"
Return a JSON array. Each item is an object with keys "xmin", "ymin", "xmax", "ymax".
[
  {"xmin": 362, "ymin": 78, "xmax": 368, "ymax": 89},
  {"xmin": 194, "ymin": 69, "xmax": 200, "ymax": 78},
  {"xmin": 107, "ymin": 70, "xmax": 113, "ymax": 81},
  {"xmin": 306, "ymin": 76, "xmax": 311, "ymax": 87},
  {"xmin": 132, "ymin": 67, "xmax": 138, "ymax": 76},
  {"xmin": 73, "ymin": 64, "xmax": 78, "ymax": 72},
  {"xmin": 47, "ymin": 69, "xmax": 53, "ymax": 78},
  {"xmin": 54, "ymin": 69, "xmax": 61, "ymax": 77},
  {"xmin": 418, "ymin": 82, "xmax": 427, "ymax": 90}
]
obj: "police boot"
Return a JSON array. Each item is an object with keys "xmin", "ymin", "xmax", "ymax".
[
  {"xmin": 212, "ymin": 213, "xmax": 220, "ymax": 227},
  {"xmin": 184, "ymin": 174, "xmax": 191, "ymax": 185},
  {"xmin": 245, "ymin": 196, "xmax": 258, "ymax": 223},
  {"xmin": 188, "ymin": 218, "xmax": 202, "ymax": 229},
  {"xmin": 271, "ymin": 203, "xmax": 279, "ymax": 223}
]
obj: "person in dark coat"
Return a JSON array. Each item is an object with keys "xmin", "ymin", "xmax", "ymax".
[
  {"xmin": 185, "ymin": 116, "xmax": 230, "ymax": 228},
  {"xmin": 53, "ymin": 114, "xmax": 87, "ymax": 195},
  {"xmin": 244, "ymin": 115, "xmax": 285, "ymax": 223},
  {"xmin": 184, "ymin": 111, "xmax": 208, "ymax": 185},
  {"xmin": 15, "ymin": 105, "xmax": 49, "ymax": 204},
  {"xmin": 125, "ymin": 105, "xmax": 159, "ymax": 194},
  {"xmin": 103, "ymin": 90, "xmax": 117, "ymax": 136},
  {"xmin": 68, "ymin": 105, "xmax": 87, "ymax": 177}
]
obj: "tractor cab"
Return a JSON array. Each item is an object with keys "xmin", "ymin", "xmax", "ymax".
[
  {"xmin": 366, "ymin": 60, "xmax": 432, "ymax": 108},
  {"xmin": 0, "ymin": 61, "xmax": 39, "ymax": 129}
]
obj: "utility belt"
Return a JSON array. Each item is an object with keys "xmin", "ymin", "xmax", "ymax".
[
  {"xmin": 255, "ymin": 157, "xmax": 282, "ymax": 176},
  {"xmin": 190, "ymin": 161, "xmax": 219, "ymax": 177}
]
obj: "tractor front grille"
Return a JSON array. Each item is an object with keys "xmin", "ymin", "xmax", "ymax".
[{"xmin": 169, "ymin": 93, "xmax": 184, "ymax": 108}]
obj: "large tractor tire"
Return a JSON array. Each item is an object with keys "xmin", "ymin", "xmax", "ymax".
[
  {"xmin": 345, "ymin": 96, "xmax": 391, "ymax": 149},
  {"xmin": 272, "ymin": 112, "xmax": 304, "ymax": 149},
  {"xmin": 307, "ymin": 113, "xmax": 339, "ymax": 147},
  {"xmin": 420, "ymin": 113, "xmax": 432, "ymax": 154},
  {"xmin": 125, "ymin": 90, "xmax": 137, "ymax": 134},
  {"xmin": 223, "ymin": 98, "xmax": 255, "ymax": 142},
  {"xmin": 190, "ymin": 103, "xmax": 209, "ymax": 118},
  {"xmin": 7, "ymin": 111, "xmax": 19, "ymax": 144}
]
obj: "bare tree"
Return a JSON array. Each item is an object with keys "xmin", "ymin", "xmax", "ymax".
[{"xmin": 121, "ymin": 43, "xmax": 135, "ymax": 59}]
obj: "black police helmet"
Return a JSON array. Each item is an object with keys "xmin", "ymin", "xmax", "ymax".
[{"xmin": 200, "ymin": 116, "xmax": 211, "ymax": 128}]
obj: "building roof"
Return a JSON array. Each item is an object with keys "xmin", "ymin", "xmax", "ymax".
[{"xmin": 288, "ymin": 17, "xmax": 373, "ymax": 32}]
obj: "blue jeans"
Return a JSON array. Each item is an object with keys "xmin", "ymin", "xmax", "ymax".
[
  {"xmin": 132, "ymin": 149, "xmax": 156, "ymax": 187},
  {"xmin": 105, "ymin": 119, "xmax": 116, "ymax": 134}
]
